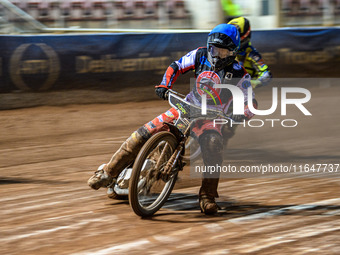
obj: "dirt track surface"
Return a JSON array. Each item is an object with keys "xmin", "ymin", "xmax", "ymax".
[{"xmin": 1, "ymin": 85, "xmax": 339, "ymax": 255}]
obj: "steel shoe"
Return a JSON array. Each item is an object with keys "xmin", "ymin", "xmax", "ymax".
[{"xmin": 88, "ymin": 164, "xmax": 113, "ymax": 190}]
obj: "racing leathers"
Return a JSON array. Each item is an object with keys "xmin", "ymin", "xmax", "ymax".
[
  {"xmin": 236, "ymin": 42, "xmax": 272, "ymax": 89},
  {"xmin": 155, "ymin": 48, "xmax": 255, "ymax": 208},
  {"xmin": 158, "ymin": 47, "xmax": 255, "ymax": 123}
]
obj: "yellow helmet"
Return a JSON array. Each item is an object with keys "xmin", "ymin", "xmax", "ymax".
[{"xmin": 228, "ymin": 17, "xmax": 251, "ymax": 49}]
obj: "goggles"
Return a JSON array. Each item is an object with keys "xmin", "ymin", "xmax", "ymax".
[{"xmin": 209, "ymin": 45, "xmax": 235, "ymax": 59}]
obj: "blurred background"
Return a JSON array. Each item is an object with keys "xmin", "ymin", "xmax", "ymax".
[
  {"xmin": 1, "ymin": 0, "xmax": 340, "ymax": 95},
  {"xmin": 1, "ymin": 0, "xmax": 340, "ymax": 33}
]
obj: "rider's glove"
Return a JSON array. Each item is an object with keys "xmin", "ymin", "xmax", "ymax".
[
  {"xmin": 251, "ymin": 80, "xmax": 262, "ymax": 89},
  {"xmin": 155, "ymin": 86, "xmax": 169, "ymax": 100}
]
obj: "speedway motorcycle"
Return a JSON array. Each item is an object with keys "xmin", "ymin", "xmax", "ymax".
[{"xmin": 107, "ymin": 90, "xmax": 230, "ymax": 217}]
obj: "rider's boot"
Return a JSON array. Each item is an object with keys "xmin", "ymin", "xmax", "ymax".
[
  {"xmin": 199, "ymin": 178, "xmax": 219, "ymax": 215},
  {"xmin": 198, "ymin": 131, "xmax": 223, "ymax": 215},
  {"xmin": 88, "ymin": 128, "xmax": 149, "ymax": 190},
  {"xmin": 87, "ymin": 163, "xmax": 112, "ymax": 190}
]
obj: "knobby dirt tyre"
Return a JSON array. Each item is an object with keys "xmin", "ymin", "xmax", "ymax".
[{"xmin": 129, "ymin": 131, "xmax": 179, "ymax": 217}]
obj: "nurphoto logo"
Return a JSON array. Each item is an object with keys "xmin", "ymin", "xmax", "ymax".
[{"xmin": 200, "ymin": 84, "xmax": 312, "ymax": 128}]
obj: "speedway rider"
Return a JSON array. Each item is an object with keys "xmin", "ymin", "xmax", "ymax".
[{"xmin": 88, "ymin": 24, "xmax": 256, "ymax": 215}]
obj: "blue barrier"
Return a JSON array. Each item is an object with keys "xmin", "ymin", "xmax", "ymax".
[
  {"xmin": 1, "ymin": 28, "xmax": 340, "ymax": 92},
  {"xmin": 252, "ymin": 28, "xmax": 340, "ymax": 79}
]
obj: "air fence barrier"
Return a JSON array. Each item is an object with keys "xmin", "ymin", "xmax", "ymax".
[{"xmin": 1, "ymin": 27, "xmax": 340, "ymax": 92}]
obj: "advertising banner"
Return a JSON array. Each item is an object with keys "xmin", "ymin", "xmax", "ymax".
[{"xmin": 0, "ymin": 28, "xmax": 340, "ymax": 92}]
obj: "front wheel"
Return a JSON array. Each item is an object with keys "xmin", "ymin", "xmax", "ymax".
[{"xmin": 129, "ymin": 131, "xmax": 179, "ymax": 217}]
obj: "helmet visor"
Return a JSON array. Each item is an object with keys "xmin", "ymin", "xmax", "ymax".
[{"xmin": 209, "ymin": 45, "xmax": 235, "ymax": 59}]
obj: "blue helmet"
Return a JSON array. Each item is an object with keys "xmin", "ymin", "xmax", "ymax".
[{"xmin": 207, "ymin": 24, "xmax": 240, "ymax": 70}]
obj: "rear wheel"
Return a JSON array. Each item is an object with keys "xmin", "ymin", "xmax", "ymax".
[{"xmin": 129, "ymin": 132, "xmax": 179, "ymax": 217}]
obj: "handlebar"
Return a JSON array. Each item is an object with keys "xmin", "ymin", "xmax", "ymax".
[
  {"xmin": 166, "ymin": 89, "xmax": 186, "ymax": 99},
  {"xmin": 167, "ymin": 89, "xmax": 233, "ymax": 121}
]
